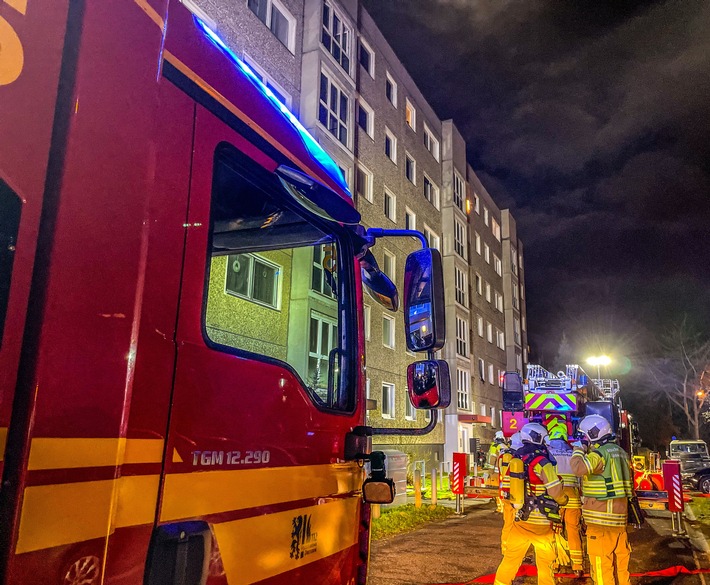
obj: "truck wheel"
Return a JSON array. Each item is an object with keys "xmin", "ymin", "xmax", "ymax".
[{"xmin": 700, "ymin": 476, "xmax": 710, "ymax": 494}]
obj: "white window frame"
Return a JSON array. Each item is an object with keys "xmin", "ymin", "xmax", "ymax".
[
  {"xmin": 423, "ymin": 225, "xmax": 440, "ymax": 250},
  {"xmin": 405, "ymin": 207, "xmax": 416, "ymax": 231},
  {"xmin": 357, "ymin": 98, "xmax": 374, "ymax": 139},
  {"xmin": 478, "ymin": 359, "xmax": 485, "ymax": 382},
  {"xmin": 383, "ymin": 249, "xmax": 396, "ymax": 281},
  {"xmin": 488, "ymin": 363, "xmax": 495, "ymax": 385},
  {"xmin": 383, "ymin": 314, "xmax": 395, "ymax": 348},
  {"xmin": 455, "ymin": 266, "xmax": 468, "ymax": 307},
  {"xmin": 363, "ymin": 304, "xmax": 371, "ymax": 341},
  {"xmin": 456, "ymin": 316, "xmax": 468, "ymax": 357},
  {"xmin": 405, "ymin": 98, "xmax": 416, "ymax": 131},
  {"xmin": 477, "ymin": 315, "xmax": 484, "ymax": 337},
  {"xmin": 475, "ymin": 273, "xmax": 482, "ymax": 295},
  {"xmin": 405, "ymin": 395, "xmax": 416, "ymax": 421},
  {"xmin": 384, "ymin": 187, "xmax": 396, "ymax": 223},
  {"xmin": 485, "ymin": 282, "xmax": 491, "ymax": 303},
  {"xmin": 454, "ymin": 219, "xmax": 467, "ymax": 260},
  {"xmin": 474, "ymin": 194, "xmax": 480, "ymax": 214},
  {"xmin": 318, "ymin": 70, "xmax": 350, "ymax": 148},
  {"xmin": 457, "ymin": 368, "xmax": 470, "ymax": 411},
  {"xmin": 423, "ymin": 174, "xmax": 440, "ymax": 209},
  {"xmin": 356, "ymin": 163, "xmax": 373, "ymax": 203},
  {"xmin": 492, "ymin": 218, "xmax": 501, "ymax": 241},
  {"xmin": 385, "ymin": 71, "xmax": 398, "ymax": 107},
  {"xmin": 307, "ymin": 311, "xmax": 338, "ymax": 391},
  {"xmin": 384, "ymin": 127, "xmax": 397, "ymax": 163},
  {"xmin": 247, "ymin": 0, "xmax": 297, "ymax": 53},
  {"xmin": 484, "ymin": 206, "xmax": 490, "ymax": 226},
  {"xmin": 405, "ymin": 152, "xmax": 417, "ymax": 184},
  {"xmin": 321, "ymin": 0, "xmax": 352, "ymax": 73},
  {"xmin": 242, "ymin": 54, "xmax": 293, "ymax": 109},
  {"xmin": 453, "ymin": 171, "xmax": 465, "ymax": 211},
  {"xmin": 382, "ymin": 382, "xmax": 395, "ymax": 418},
  {"xmin": 225, "ymin": 253, "xmax": 282, "ymax": 310},
  {"xmin": 491, "ymin": 405, "xmax": 496, "ymax": 426},
  {"xmin": 475, "ymin": 232, "xmax": 481, "ymax": 255},
  {"xmin": 484, "ymin": 243, "xmax": 490, "ymax": 264},
  {"xmin": 423, "ymin": 123, "xmax": 440, "ymax": 161},
  {"xmin": 494, "ymin": 254, "xmax": 502, "ymax": 276},
  {"xmin": 359, "ymin": 37, "xmax": 375, "ymax": 78},
  {"xmin": 497, "ymin": 329, "xmax": 505, "ymax": 349},
  {"xmin": 487, "ymin": 322, "xmax": 493, "ymax": 343}
]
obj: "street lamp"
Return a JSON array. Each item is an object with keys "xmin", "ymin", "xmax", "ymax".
[{"xmin": 587, "ymin": 355, "xmax": 611, "ymax": 380}]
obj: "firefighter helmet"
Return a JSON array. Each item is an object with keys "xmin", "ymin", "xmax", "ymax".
[
  {"xmin": 494, "ymin": 430, "xmax": 505, "ymax": 443},
  {"xmin": 510, "ymin": 432, "xmax": 523, "ymax": 450},
  {"xmin": 520, "ymin": 422, "xmax": 548, "ymax": 445},
  {"xmin": 578, "ymin": 414, "xmax": 613, "ymax": 443}
]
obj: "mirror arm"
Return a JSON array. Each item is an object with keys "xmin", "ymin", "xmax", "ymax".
[
  {"xmin": 365, "ymin": 228, "xmax": 428, "ymax": 249},
  {"xmin": 371, "ymin": 409, "xmax": 438, "ymax": 436}
]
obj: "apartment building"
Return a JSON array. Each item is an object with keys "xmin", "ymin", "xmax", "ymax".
[{"xmin": 188, "ymin": 0, "xmax": 526, "ymax": 471}]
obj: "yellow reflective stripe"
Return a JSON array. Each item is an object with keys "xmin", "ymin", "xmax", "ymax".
[
  {"xmin": 593, "ymin": 555, "xmax": 605, "ymax": 585},
  {"xmin": 572, "ymin": 451, "xmax": 593, "ymax": 474},
  {"xmin": 28, "ymin": 437, "xmax": 165, "ymax": 470},
  {"xmin": 161, "ymin": 463, "xmax": 363, "ymax": 521},
  {"xmin": 214, "ymin": 497, "xmax": 359, "ymax": 585},
  {"xmin": 0, "ymin": 427, "xmax": 7, "ymax": 462},
  {"xmin": 17, "ymin": 475, "xmax": 160, "ymax": 554}
]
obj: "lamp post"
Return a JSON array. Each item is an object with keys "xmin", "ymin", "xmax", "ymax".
[{"xmin": 587, "ymin": 355, "xmax": 611, "ymax": 380}]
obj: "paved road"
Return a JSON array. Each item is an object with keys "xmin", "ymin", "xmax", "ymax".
[{"xmin": 368, "ymin": 500, "xmax": 710, "ymax": 585}]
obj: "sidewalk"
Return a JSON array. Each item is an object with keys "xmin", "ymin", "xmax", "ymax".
[{"xmin": 405, "ymin": 493, "xmax": 495, "ymax": 512}]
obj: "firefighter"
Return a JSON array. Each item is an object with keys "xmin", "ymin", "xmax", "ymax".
[
  {"xmin": 494, "ymin": 423, "xmax": 568, "ymax": 585},
  {"xmin": 546, "ymin": 419, "xmax": 584, "ymax": 576},
  {"xmin": 499, "ymin": 432, "xmax": 523, "ymax": 554},
  {"xmin": 488, "ymin": 430, "xmax": 508, "ymax": 468},
  {"xmin": 570, "ymin": 415, "xmax": 633, "ymax": 585}
]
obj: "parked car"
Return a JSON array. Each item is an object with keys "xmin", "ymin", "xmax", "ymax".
[
  {"xmin": 668, "ymin": 439, "xmax": 710, "ymax": 481},
  {"xmin": 688, "ymin": 468, "xmax": 710, "ymax": 493}
]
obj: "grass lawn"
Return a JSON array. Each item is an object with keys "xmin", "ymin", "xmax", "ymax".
[
  {"xmin": 370, "ymin": 504, "xmax": 456, "ymax": 540},
  {"xmin": 405, "ymin": 476, "xmax": 457, "ymax": 500}
]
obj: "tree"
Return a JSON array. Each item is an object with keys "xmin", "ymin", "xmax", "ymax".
[{"xmin": 648, "ymin": 318, "xmax": 710, "ymax": 439}]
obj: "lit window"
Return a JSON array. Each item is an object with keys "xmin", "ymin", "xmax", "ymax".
[
  {"xmin": 383, "ymin": 315, "xmax": 395, "ymax": 348},
  {"xmin": 487, "ymin": 322, "xmax": 493, "ymax": 343},
  {"xmin": 475, "ymin": 273, "xmax": 482, "ymax": 295},
  {"xmin": 385, "ymin": 71, "xmax": 397, "ymax": 107},
  {"xmin": 514, "ymin": 318, "xmax": 521, "ymax": 344},
  {"xmin": 456, "ymin": 317, "xmax": 468, "ymax": 357},
  {"xmin": 405, "ymin": 98, "xmax": 416, "ymax": 130},
  {"xmin": 384, "ymin": 188, "xmax": 396, "ymax": 222},
  {"xmin": 485, "ymin": 282, "xmax": 491, "ymax": 303},
  {"xmin": 226, "ymin": 253, "xmax": 280, "ymax": 309},
  {"xmin": 484, "ymin": 206, "xmax": 489, "ymax": 226},
  {"xmin": 248, "ymin": 0, "xmax": 296, "ymax": 53},
  {"xmin": 423, "ymin": 124, "xmax": 440, "ymax": 161},
  {"xmin": 475, "ymin": 232, "xmax": 481, "ymax": 255},
  {"xmin": 321, "ymin": 0, "xmax": 351, "ymax": 73},
  {"xmin": 477, "ymin": 315, "xmax": 484, "ymax": 337},
  {"xmin": 453, "ymin": 171, "xmax": 465, "ymax": 211},
  {"xmin": 494, "ymin": 255, "xmax": 502, "ymax": 276},
  {"xmin": 492, "ymin": 218, "xmax": 501, "ymax": 241},
  {"xmin": 474, "ymin": 194, "xmax": 480, "ymax": 214},
  {"xmin": 356, "ymin": 164, "xmax": 373, "ymax": 203},
  {"xmin": 488, "ymin": 363, "xmax": 494, "ymax": 385},
  {"xmin": 405, "ymin": 153, "xmax": 416, "ymax": 184},
  {"xmin": 357, "ymin": 99, "xmax": 374, "ymax": 138},
  {"xmin": 319, "ymin": 71, "xmax": 349, "ymax": 147},
  {"xmin": 484, "ymin": 243, "xmax": 490, "ymax": 264},
  {"xmin": 382, "ymin": 382, "xmax": 395, "ymax": 418},
  {"xmin": 385, "ymin": 127, "xmax": 397, "ymax": 163},
  {"xmin": 308, "ymin": 312, "xmax": 337, "ymax": 391},
  {"xmin": 359, "ymin": 38, "xmax": 374, "ymax": 77},
  {"xmin": 478, "ymin": 359, "xmax": 485, "ymax": 381}
]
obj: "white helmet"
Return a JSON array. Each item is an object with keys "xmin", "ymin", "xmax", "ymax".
[
  {"xmin": 520, "ymin": 423, "xmax": 548, "ymax": 445},
  {"xmin": 494, "ymin": 430, "xmax": 505, "ymax": 442},
  {"xmin": 510, "ymin": 432, "xmax": 523, "ymax": 450},
  {"xmin": 578, "ymin": 415, "xmax": 613, "ymax": 443}
]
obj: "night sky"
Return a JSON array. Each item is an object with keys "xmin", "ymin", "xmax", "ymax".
[{"xmin": 363, "ymin": 0, "xmax": 710, "ymax": 371}]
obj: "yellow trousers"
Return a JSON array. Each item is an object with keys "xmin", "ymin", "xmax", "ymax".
[
  {"xmin": 500, "ymin": 500, "xmax": 516, "ymax": 554},
  {"xmin": 561, "ymin": 507, "xmax": 583, "ymax": 570},
  {"xmin": 586, "ymin": 524, "xmax": 631, "ymax": 585},
  {"xmin": 494, "ymin": 521, "xmax": 557, "ymax": 585}
]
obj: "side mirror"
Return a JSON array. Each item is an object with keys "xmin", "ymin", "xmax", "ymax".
[
  {"xmin": 360, "ymin": 250, "xmax": 399, "ymax": 311},
  {"xmin": 403, "ymin": 248, "xmax": 445, "ymax": 352},
  {"xmin": 362, "ymin": 451, "xmax": 395, "ymax": 504},
  {"xmin": 407, "ymin": 360, "xmax": 451, "ymax": 409}
]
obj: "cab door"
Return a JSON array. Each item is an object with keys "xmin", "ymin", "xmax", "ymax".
[{"xmin": 148, "ymin": 105, "xmax": 365, "ymax": 585}]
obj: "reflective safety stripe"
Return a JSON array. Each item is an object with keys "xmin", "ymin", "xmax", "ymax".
[
  {"xmin": 581, "ymin": 444, "xmax": 632, "ymax": 501},
  {"xmin": 593, "ymin": 556, "xmax": 605, "ymax": 585},
  {"xmin": 582, "ymin": 510, "xmax": 627, "ymax": 527}
]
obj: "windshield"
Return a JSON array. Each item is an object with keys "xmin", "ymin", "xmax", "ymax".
[
  {"xmin": 671, "ymin": 442, "xmax": 709, "ymax": 456},
  {"xmin": 203, "ymin": 143, "xmax": 354, "ymax": 411}
]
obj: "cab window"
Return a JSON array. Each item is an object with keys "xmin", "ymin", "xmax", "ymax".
[
  {"xmin": 0, "ymin": 180, "xmax": 21, "ymax": 348},
  {"xmin": 203, "ymin": 144, "xmax": 354, "ymax": 411}
]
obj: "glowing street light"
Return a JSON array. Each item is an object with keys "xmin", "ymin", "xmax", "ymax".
[{"xmin": 587, "ymin": 355, "xmax": 611, "ymax": 380}]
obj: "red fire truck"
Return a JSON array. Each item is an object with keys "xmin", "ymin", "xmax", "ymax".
[{"xmin": 0, "ymin": 2, "xmax": 450, "ymax": 583}]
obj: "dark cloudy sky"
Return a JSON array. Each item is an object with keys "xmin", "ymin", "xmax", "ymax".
[{"xmin": 364, "ymin": 0, "xmax": 710, "ymax": 365}]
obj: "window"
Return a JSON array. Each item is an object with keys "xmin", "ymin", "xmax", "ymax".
[
  {"xmin": 384, "ymin": 127, "xmax": 397, "ymax": 163},
  {"xmin": 477, "ymin": 316, "xmax": 484, "ymax": 337},
  {"xmin": 473, "ymin": 194, "xmax": 480, "ymax": 214},
  {"xmin": 423, "ymin": 225, "xmax": 440, "ymax": 250},
  {"xmin": 514, "ymin": 318, "xmax": 521, "ymax": 344},
  {"xmin": 384, "ymin": 188, "xmax": 396, "ymax": 222},
  {"xmin": 483, "ymin": 206, "xmax": 490, "ymax": 226},
  {"xmin": 520, "ymin": 283, "xmax": 525, "ymax": 300},
  {"xmin": 453, "ymin": 171, "xmax": 465, "ymax": 211},
  {"xmin": 494, "ymin": 255, "xmax": 502, "ymax": 276},
  {"xmin": 243, "ymin": 55, "xmax": 292, "ymax": 109},
  {"xmin": 475, "ymin": 232, "xmax": 481, "ymax": 255},
  {"xmin": 480, "ymin": 402, "xmax": 486, "ymax": 417},
  {"xmin": 488, "ymin": 363, "xmax": 495, "ymax": 385},
  {"xmin": 494, "ymin": 291, "xmax": 504, "ymax": 312},
  {"xmin": 383, "ymin": 250, "xmax": 396, "ymax": 281},
  {"xmin": 226, "ymin": 253, "xmax": 280, "ymax": 308},
  {"xmin": 486, "ymin": 322, "xmax": 493, "ymax": 343},
  {"xmin": 385, "ymin": 71, "xmax": 397, "ymax": 107},
  {"xmin": 478, "ymin": 359, "xmax": 485, "ymax": 381},
  {"xmin": 423, "ymin": 175, "xmax": 439, "ymax": 209},
  {"xmin": 405, "ymin": 153, "xmax": 416, "ymax": 184},
  {"xmin": 356, "ymin": 164, "xmax": 373, "ymax": 203},
  {"xmin": 366, "ymin": 377, "xmax": 371, "ymax": 399},
  {"xmin": 423, "ymin": 124, "xmax": 440, "ymax": 161},
  {"xmin": 475, "ymin": 273, "xmax": 482, "ymax": 295},
  {"xmin": 511, "ymin": 247, "xmax": 519, "ymax": 275},
  {"xmin": 405, "ymin": 208, "xmax": 416, "ymax": 231},
  {"xmin": 454, "ymin": 220, "xmax": 467, "ymax": 259},
  {"xmin": 364, "ymin": 304, "xmax": 371, "ymax": 340},
  {"xmin": 484, "ymin": 244, "xmax": 490, "ymax": 264},
  {"xmin": 383, "ymin": 315, "xmax": 395, "ymax": 348},
  {"xmin": 455, "ymin": 266, "xmax": 467, "ymax": 307},
  {"xmin": 205, "ymin": 144, "xmax": 353, "ymax": 410},
  {"xmin": 405, "ymin": 98, "xmax": 416, "ymax": 130},
  {"xmin": 319, "ymin": 71, "xmax": 349, "ymax": 146},
  {"xmin": 491, "ymin": 405, "xmax": 496, "ymax": 426},
  {"xmin": 248, "ymin": 0, "xmax": 296, "ymax": 52},
  {"xmin": 321, "ymin": 0, "xmax": 351, "ymax": 72},
  {"xmin": 485, "ymin": 282, "xmax": 491, "ymax": 303},
  {"xmin": 406, "ymin": 395, "xmax": 416, "ymax": 421},
  {"xmin": 457, "ymin": 368, "xmax": 470, "ymax": 410},
  {"xmin": 357, "ymin": 99, "xmax": 374, "ymax": 138},
  {"xmin": 311, "ymin": 244, "xmax": 337, "ymax": 298},
  {"xmin": 522, "ymin": 316, "xmax": 527, "ymax": 332},
  {"xmin": 456, "ymin": 317, "xmax": 468, "ymax": 357},
  {"xmin": 497, "ymin": 329, "xmax": 505, "ymax": 349},
  {"xmin": 382, "ymin": 383, "xmax": 395, "ymax": 418},
  {"xmin": 359, "ymin": 38, "xmax": 374, "ymax": 77},
  {"xmin": 492, "ymin": 218, "xmax": 501, "ymax": 241},
  {"xmin": 0, "ymin": 181, "xmax": 21, "ymax": 348}
]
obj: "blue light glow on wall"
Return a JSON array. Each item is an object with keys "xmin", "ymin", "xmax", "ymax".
[{"xmin": 194, "ymin": 18, "xmax": 351, "ymax": 197}]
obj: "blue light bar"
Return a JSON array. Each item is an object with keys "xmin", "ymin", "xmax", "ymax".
[{"xmin": 193, "ymin": 17, "xmax": 351, "ymax": 197}]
